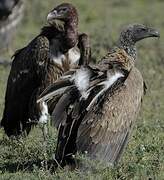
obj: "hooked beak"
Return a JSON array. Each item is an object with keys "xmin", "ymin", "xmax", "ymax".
[
  {"xmin": 136, "ymin": 27, "xmax": 160, "ymax": 42},
  {"xmin": 47, "ymin": 10, "xmax": 58, "ymax": 22},
  {"xmin": 148, "ymin": 28, "xmax": 160, "ymax": 38}
]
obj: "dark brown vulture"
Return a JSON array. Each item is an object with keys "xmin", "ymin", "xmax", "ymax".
[
  {"xmin": 38, "ymin": 24, "xmax": 159, "ymax": 167},
  {"xmin": 1, "ymin": 3, "xmax": 91, "ymax": 137}
]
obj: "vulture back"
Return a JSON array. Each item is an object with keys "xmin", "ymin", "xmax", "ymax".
[{"xmin": 77, "ymin": 67, "xmax": 144, "ymax": 165}]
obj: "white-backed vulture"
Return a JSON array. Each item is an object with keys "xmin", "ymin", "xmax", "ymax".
[{"xmin": 38, "ymin": 24, "xmax": 159, "ymax": 167}]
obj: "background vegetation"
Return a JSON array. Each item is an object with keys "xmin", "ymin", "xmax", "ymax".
[{"xmin": 0, "ymin": 0, "xmax": 163, "ymax": 179}]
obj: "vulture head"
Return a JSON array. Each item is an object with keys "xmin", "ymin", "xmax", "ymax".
[
  {"xmin": 47, "ymin": 3, "xmax": 78, "ymax": 26},
  {"xmin": 118, "ymin": 24, "xmax": 160, "ymax": 59}
]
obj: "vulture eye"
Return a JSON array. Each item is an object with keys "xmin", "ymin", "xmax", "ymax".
[
  {"xmin": 141, "ymin": 27, "xmax": 147, "ymax": 32},
  {"xmin": 136, "ymin": 27, "xmax": 147, "ymax": 33},
  {"xmin": 59, "ymin": 7, "xmax": 68, "ymax": 13}
]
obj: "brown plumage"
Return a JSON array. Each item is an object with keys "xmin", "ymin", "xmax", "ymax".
[
  {"xmin": 76, "ymin": 25, "xmax": 159, "ymax": 166},
  {"xmin": 77, "ymin": 67, "xmax": 143, "ymax": 164},
  {"xmin": 1, "ymin": 3, "xmax": 91, "ymax": 137},
  {"xmin": 38, "ymin": 24, "xmax": 159, "ymax": 167},
  {"xmin": 38, "ymin": 47, "xmax": 133, "ymax": 167}
]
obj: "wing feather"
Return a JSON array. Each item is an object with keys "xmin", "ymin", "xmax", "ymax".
[
  {"xmin": 1, "ymin": 36, "xmax": 50, "ymax": 136},
  {"xmin": 77, "ymin": 67, "xmax": 144, "ymax": 165}
]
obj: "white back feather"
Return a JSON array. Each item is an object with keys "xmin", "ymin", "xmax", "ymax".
[
  {"xmin": 73, "ymin": 67, "xmax": 90, "ymax": 98},
  {"xmin": 87, "ymin": 70, "xmax": 124, "ymax": 111}
]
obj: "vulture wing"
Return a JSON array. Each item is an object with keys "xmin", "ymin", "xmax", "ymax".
[
  {"xmin": 38, "ymin": 79, "xmax": 74, "ymax": 103},
  {"xmin": 1, "ymin": 36, "xmax": 50, "ymax": 136},
  {"xmin": 76, "ymin": 67, "xmax": 144, "ymax": 165},
  {"xmin": 48, "ymin": 66, "xmax": 126, "ymax": 165}
]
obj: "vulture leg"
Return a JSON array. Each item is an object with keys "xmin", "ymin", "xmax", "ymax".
[
  {"xmin": 29, "ymin": 89, "xmax": 50, "ymax": 169},
  {"xmin": 39, "ymin": 101, "xmax": 50, "ymax": 170},
  {"xmin": 41, "ymin": 121, "xmax": 49, "ymax": 170}
]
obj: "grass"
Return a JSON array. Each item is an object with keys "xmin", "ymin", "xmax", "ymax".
[{"xmin": 0, "ymin": 0, "xmax": 163, "ymax": 179}]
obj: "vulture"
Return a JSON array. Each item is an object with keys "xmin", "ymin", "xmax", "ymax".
[
  {"xmin": 1, "ymin": 3, "xmax": 91, "ymax": 137},
  {"xmin": 38, "ymin": 24, "xmax": 160, "ymax": 167}
]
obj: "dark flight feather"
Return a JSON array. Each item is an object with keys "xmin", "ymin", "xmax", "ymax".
[{"xmin": 1, "ymin": 36, "xmax": 50, "ymax": 136}]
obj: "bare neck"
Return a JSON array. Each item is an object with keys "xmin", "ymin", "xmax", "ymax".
[
  {"xmin": 64, "ymin": 19, "xmax": 78, "ymax": 49},
  {"xmin": 117, "ymin": 35, "xmax": 137, "ymax": 60},
  {"xmin": 41, "ymin": 18, "xmax": 78, "ymax": 50}
]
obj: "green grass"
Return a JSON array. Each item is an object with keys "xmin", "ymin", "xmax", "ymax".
[{"xmin": 0, "ymin": 0, "xmax": 163, "ymax": 179}]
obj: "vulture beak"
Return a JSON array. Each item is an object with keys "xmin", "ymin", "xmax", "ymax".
[
  {"xmin": 148, "ymin": 28, "xmax": 160, "ymax": 38},
  {"xmin": 135, "ymin": 27, "xmax": 160, "ymax": 42},
  {"xmin": 47, "ymin": 10, "xmax": 58, "ymax": 22}
]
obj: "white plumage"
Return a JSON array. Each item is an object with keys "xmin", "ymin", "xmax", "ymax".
[
  {"xmin": 104, "ymin": 70, "xmax": 124, "ymax": 88},
  {"xmin": 73, "ymin": 67, "xmax": 90, "ymax": 98},
  {"xmin": 87, "ymin": 70, "xmax": 124, "ymax": 111},
  {"xmin": 51, "ymin": 53, "xmax": 66, "ymax": 66},
  {"xmin": 68, "ymin": 47, "xmax": 81, "ymax": 65},
  {"xmin": 39, "ymin": 101, "xmax": 49, "ymax": 124}
]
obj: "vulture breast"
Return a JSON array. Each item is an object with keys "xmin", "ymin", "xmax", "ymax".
[
  {"xmin": 50, "ymin": 38, "xmax": 80, "ymax": 66},
  {"xmin": 68, "ymin": 47, "xmax": 81, "ymax": 65}
]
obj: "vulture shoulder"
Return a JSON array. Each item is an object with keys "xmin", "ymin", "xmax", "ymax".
[
  {"xmin": 77, "ymin": 67, "xmax": 144, "ymax": 165},
  {"xmin": 1, "ymin": 35, "xmax": 50, "ymax": 136},
  {"xmin": 6, "ymin": 35, "xmax": 50, "ymax": 94}
]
